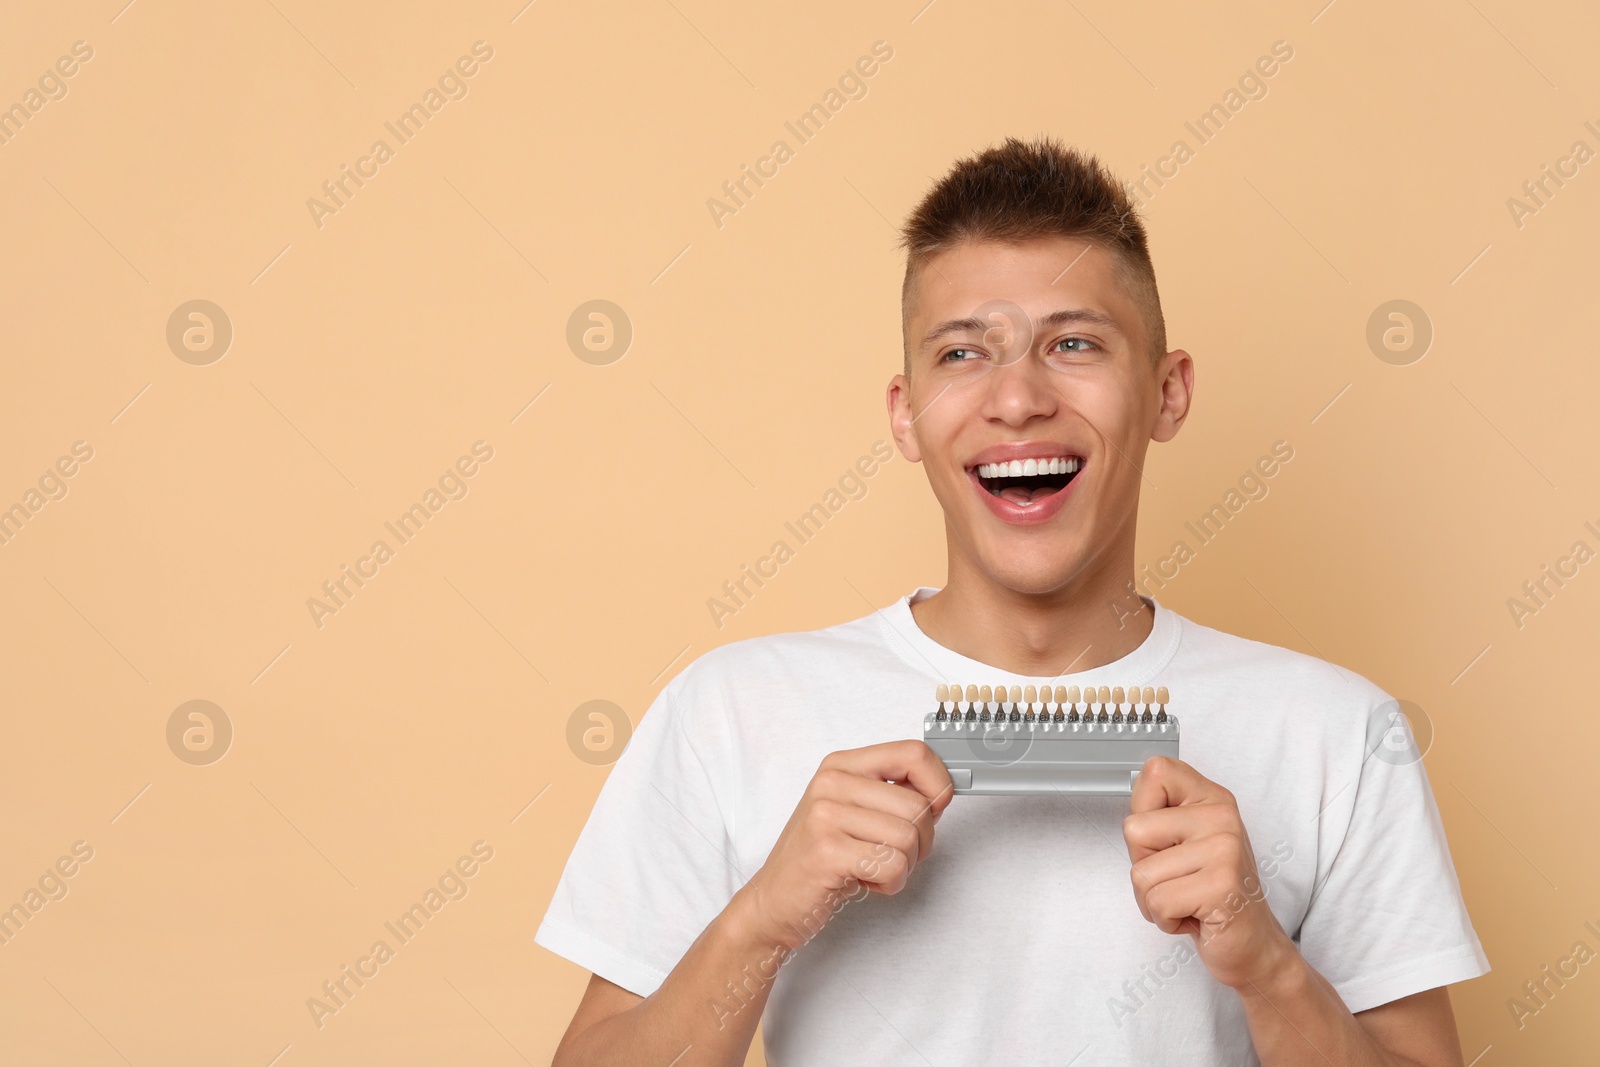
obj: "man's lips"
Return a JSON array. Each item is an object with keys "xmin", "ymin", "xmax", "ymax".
[{"xmin": 964, "ymin": 448, "xmax": 1085, "ymax": 527}]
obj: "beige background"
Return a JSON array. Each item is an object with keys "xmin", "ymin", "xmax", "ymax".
[{"xmin": 1, "ymin": 0, "xmax": 1595, "ymax": 1063}]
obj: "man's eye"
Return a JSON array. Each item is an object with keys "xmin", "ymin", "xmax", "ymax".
[
  {"xmin": 942, "ymin": 347, "xmax": 983, "ymax": 363},
  {"xmin": 1053, "ymin": 337, "xmax": 1097, "ymax": 353}
]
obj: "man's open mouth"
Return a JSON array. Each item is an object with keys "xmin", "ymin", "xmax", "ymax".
[{"xmin": 973, "ymin": 456, "xmax": 1083, "ymax": 506}]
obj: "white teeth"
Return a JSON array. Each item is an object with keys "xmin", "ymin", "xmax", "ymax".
[{"xmin": 975, "ymin": 457, "xmax": 1082, "ymax": 478}]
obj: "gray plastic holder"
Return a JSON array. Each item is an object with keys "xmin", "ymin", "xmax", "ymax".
[{"xmin": 923, "ymin": 714, "xmax": 1180, "ymax": 796}]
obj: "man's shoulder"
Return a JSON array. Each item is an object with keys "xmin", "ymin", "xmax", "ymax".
[
  {"xmin": 1163, "ymin": 604, "xmax": 1392, "ymax": 714},
  {"xmin": 665, "ymin": 607, "xmax": 898, "ymax": 698}
]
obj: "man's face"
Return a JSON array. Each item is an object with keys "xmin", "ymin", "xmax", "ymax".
[{"xmin": 887, "ymin": 237, "xmax": 1191, "ymax": 596}]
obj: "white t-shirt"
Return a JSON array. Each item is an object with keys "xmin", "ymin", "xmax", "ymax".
[{"xmin": 536, "ymin": 588, "xmax": 1489, "ymax": 1065}]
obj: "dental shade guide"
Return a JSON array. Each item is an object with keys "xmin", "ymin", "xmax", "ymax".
[{"xmin": 925, "ymin": 682, "xmax": 1178, "ymax": 796}]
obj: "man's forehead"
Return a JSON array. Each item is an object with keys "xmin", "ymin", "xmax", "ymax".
[{"xmin": 908, "ymin": 239, "xmax": 1134, "ymax": 347}]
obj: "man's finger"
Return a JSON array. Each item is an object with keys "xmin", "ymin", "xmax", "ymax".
[
  {"xmin": 829, "ymin": 805, "xmax": 923, "ymax": 876},
  {"xmin": 1129, "ymin": 836, "xmax": 1214, "ymax": 895},
  {"xmin": 1123, "ymin": 803, "xmax": 1238, "ymax": 863},
  {"xmin": 826, "ymin": 740, "xmax": 955, "ymax": 819},
  {"xmin": 1129, "ymin": 756, "xmax": 1229, "ymax": 815},
  {"xmin": 1143, "ymin": 869, "xmax": 1236, "ymax": 936},
  {"xmin": 824, "ymin": 775, "xmax": 940, "ymax": 862}
]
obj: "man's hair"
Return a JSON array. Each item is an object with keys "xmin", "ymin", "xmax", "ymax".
[{"xmin": 897, "ymin": 135, "xmax": 1166, "ymax": 370}]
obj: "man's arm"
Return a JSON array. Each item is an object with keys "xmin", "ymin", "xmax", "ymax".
[
  {"xmin": 551, "ymin": 740, "xmax": 953, "ymax": 1067},
  {"xmin": 551, "ymin": 887, "xmax": 783, "ymax": 1067},
  {"xmin": 1238, "ymin": 947, "xmax": 1465, "ymax": 1066},
  {"xmin": 1123, "ymin": 757, "xmax": 1468, "ymax": 1067}
]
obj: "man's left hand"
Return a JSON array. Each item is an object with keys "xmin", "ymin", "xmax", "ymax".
[{"xmin": 1122, "ymin": 756, "xmax": 1297, "ymax": 991}]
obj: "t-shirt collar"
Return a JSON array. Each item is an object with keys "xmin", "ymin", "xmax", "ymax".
[{"xmin": 875, "ymin": 585, "xmax": 1182, "ymax": 687}]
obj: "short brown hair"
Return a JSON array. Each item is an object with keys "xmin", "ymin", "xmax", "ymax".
[{"xmin": 898, "ymin": 136, "xmax": 1166, "ymax": 369}]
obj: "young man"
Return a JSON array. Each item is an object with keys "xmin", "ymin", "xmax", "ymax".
[{"xmin": 537, "ymin": 137, "xmax": 1489, "ymax": 1065}]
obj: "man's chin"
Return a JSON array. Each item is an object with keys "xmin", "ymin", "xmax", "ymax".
[{"xmin": 973, "ymin": 551, "xmax": 1098, "ymax": 600}]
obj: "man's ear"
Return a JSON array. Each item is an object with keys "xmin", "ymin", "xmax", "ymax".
[
  {"xmin": 886, "ymin": 373, "xmax": 923, "ymax": 463},
  {"xmin": 1151, "ymin": 349, "xmax": 1194, "ymax": 444}
]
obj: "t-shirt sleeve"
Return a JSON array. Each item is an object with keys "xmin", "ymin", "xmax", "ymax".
[
  {"xmin": 534, "ymin": 679, "xmax": 745, "ymax": 998},
  {"xmin": 1294, "ymin": 695, "xmax": 1491, "ymax": 1014}
]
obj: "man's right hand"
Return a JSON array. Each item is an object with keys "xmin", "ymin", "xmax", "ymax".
[{"xmin": 733, "ymin": 740, "xmax": 955, "ymax": 951}]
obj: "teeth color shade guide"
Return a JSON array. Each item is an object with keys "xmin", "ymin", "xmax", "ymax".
[{"xmin": 924, "ymin": 682, "xmax": 1180, "ymax": 796}]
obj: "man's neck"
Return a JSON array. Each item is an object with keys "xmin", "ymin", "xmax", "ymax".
[{"xmin": 908, "ymin": 545, "xmax": 1154, "ymax": 677}]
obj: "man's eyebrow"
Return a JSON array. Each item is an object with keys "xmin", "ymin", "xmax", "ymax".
[
  {"xmin": 1037, "ymin": 307, "xmax": 1122, "ymax": 334},
  {"xmin": 920, "ymin": 307, "xmax": 1123, "ymax": 350}
]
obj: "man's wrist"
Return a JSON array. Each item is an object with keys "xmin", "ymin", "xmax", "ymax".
[
  {"xmin": 1235, "ymin": 933, "xmax": 1313, "ymax": 1003},
  {"xmin": 722, "ymin": 885, "xmax": 791, "ymax": 960}
]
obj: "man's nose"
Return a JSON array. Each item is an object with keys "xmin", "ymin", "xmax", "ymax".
[{"xmin": 982, "ymin": 351, "xmax": 1057, "ymax": 425}]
